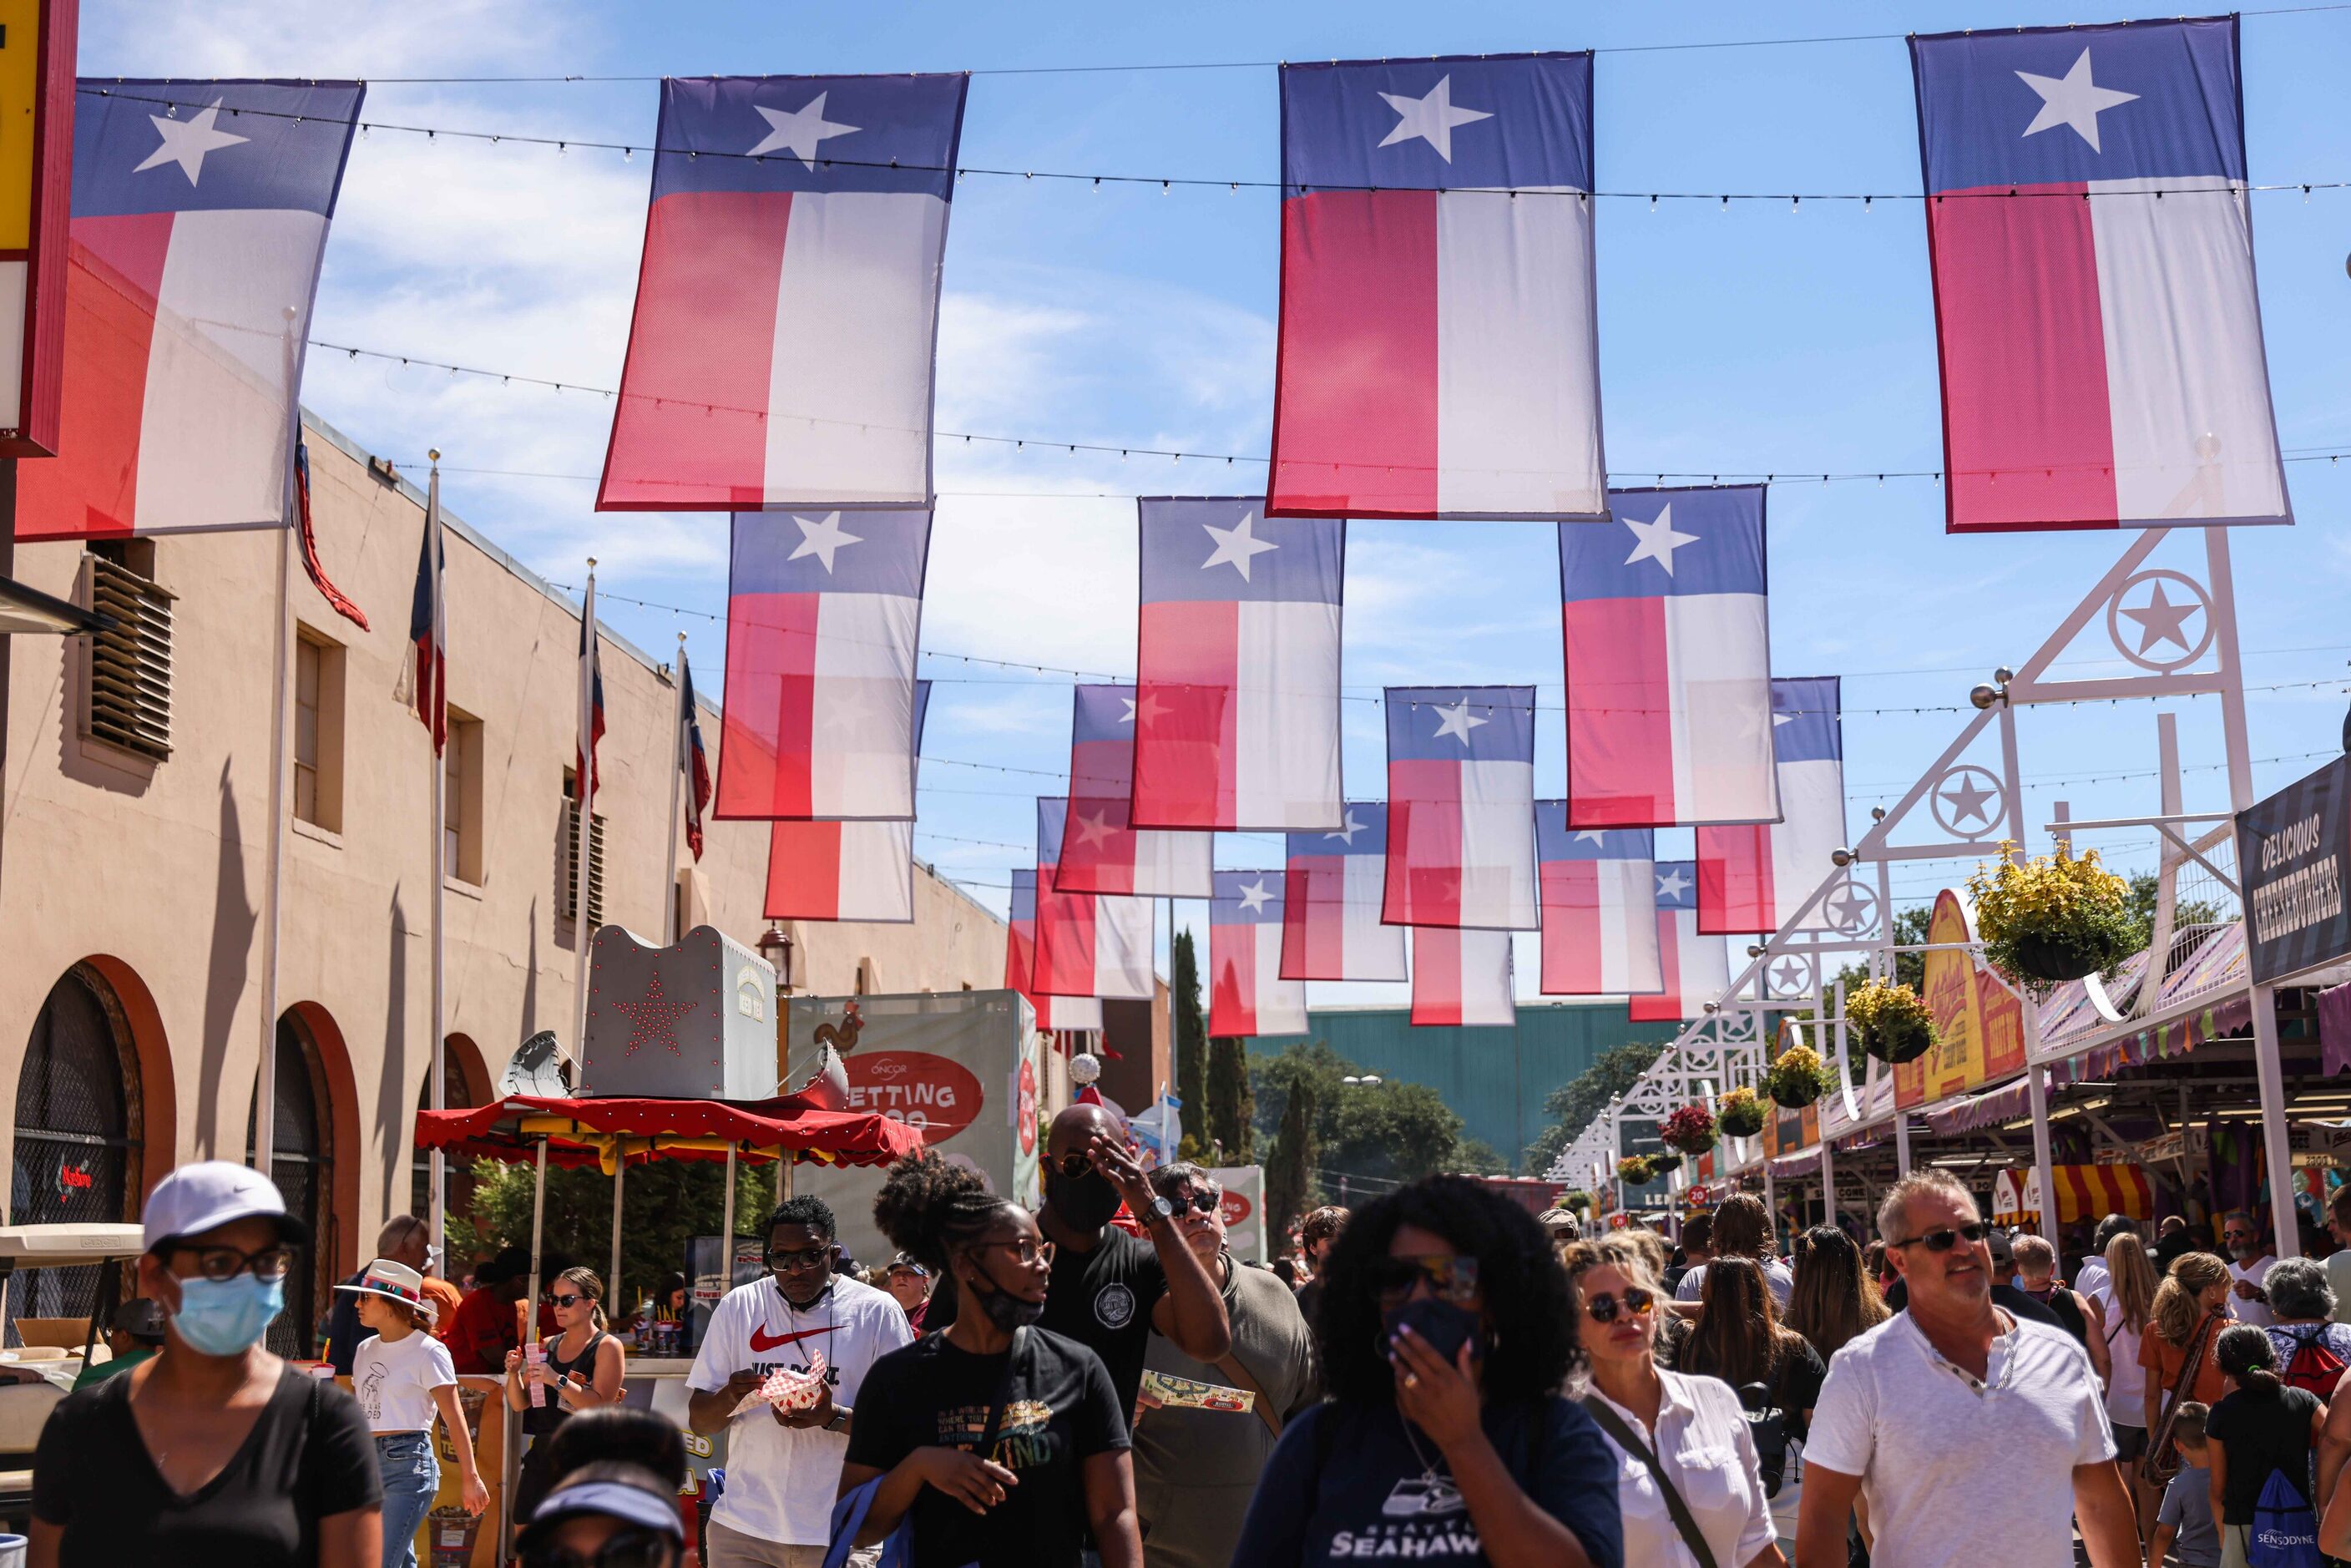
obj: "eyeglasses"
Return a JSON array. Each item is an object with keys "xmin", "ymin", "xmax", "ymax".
[
  {"xmin": 1052, "ymin": 1151, "xmax": 1097, "ymax": 1179},
  {"xmin": 1166, "ymin": 1189, "xmax": 1221, "ymax": 1215},
  {"xmin": 549, "ymin": 1292, "xmax": 588, "ymax": 1309},
  {"xmin": 1891, "ymin": 1222, "xmax": 1990, "ymax": 1253},
  {"xmin": 967, "ymin": 1237, "xmax": 1054, "ymax": 1267},
  {"xmin": 522, "ymin": 1527, "xmax": 677, "ymax": 1568},
  {"xmin": 1370, "ymin": 1254, "xmax": 1479, "ymax": 1306},
  {"xmin": 169, "ymin": 1243, "xmax": 300, "ymax": 1282},
  {"xmin": 1583, "ymin": 1287, "xmax": 1656, "ymax": 1325},
  {"xmin": 764, "ymin": 1247, "xmax": 832, "ymax": 1272}
]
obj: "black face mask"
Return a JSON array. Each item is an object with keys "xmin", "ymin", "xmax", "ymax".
[
  {"xmin": 1046, "ymin": 1167, "xmax": 1124, "ymax": 1232},
  {"xmin": 963, "ymin": 1261, "xmax": 1046, "ymax": 1333}
]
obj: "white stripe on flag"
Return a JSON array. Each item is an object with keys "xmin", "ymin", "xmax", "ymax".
[
  {"xmin": 1772, "ymin": 756, "xmax": 1845, "ymax": 933},
  {"xmin": 1676, "ymin": 913, "xmax": 1730, "ymax": 1018},
  {"xmin": 1131, "ymin": 826, "xmax": 1213, "ymax": 899},
  {"xmin": 810, "ymin": 592, "xmax": 921, "ymax": 818},
  {"xmin": 1602, "ymin": 859, "xmax": 1665, "ymax": 993},
  {"xmin": 1236, "ymin": 599, "xmax": 1343, "ymax": 829},
  {"xmin": 1459, "ymin": 759, "xmax": 1538, "ymax": 929},
  {"xmin": 1663, "ymin": 593, "xmax": 1777, "ymax": 824},
  {"xmin": 1093, "ymin": 894, "xmax": 1155, "ymax": 999},
  {"xmin": 837, "ymin": 822, "xmax": 915, "ymax": 923},
  {"xmin": 1454, "ymin": 928, "xmax": 1517, "ymax": 1026},
  {"xmin": 1342, "ymin": 855, "xmax": 1408, "ymax": 980},
  {"xmin": 1253, "ymin": 923, "xmax": 1309, "ymax": 1034}
]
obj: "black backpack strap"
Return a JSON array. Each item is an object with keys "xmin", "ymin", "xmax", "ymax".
[{"xmin": 1580, "ymin": 1396, "xmax": 1720, "ymax": 1568}]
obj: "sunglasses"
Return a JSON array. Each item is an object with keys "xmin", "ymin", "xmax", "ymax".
[
  {"xmin": 1370, "ymin": 1254, "xmax": 1479, "ymax": 1306},
  {"xmin": 1584, "ymin": 1287, "xmax": 1656, "ymax": 1325},
  {"xmin": 1892, "ymin": 1222, "xmax": 1990, "ymax": 1253},
  {"xmin": 170, "ymin": 1243, "xmax": 300, "ymax": 1282},
  {"xmin": 523, "ymin": 1528, "xmax": 676, "ymax": 1568},
  {"xmin": 549, "ymin": 1292, "xmax": 589, "ymax": 1309},
  {"xmin": 1052, "ymin": 1151, "xmax": 1099, "ymax": 1179},
  {"xmin": 1166, "ymin": 1189, "xmax": 1221, "ymax": 1215},
  {"xmin": 765, "ymin": 1246, "xmax": 832, "ymax": 1272}
]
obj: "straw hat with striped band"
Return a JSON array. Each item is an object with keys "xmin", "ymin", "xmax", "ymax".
[{"xmin": 335, "ymin": 1257, "xmax": 436, "ymax": 1323}]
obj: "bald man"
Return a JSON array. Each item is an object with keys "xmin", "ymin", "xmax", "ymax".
[{"xmin": 932, "ymin": 1102, "xmax": 1230, "ymax": 1418}]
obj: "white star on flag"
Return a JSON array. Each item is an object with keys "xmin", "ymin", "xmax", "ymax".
[
  {"xmin": 1236, "ymin": 878, "xmax": 1274, "ymax": 913},
  {"xmin": 135, "ymin": 99, "xmax": 251, "ymax": 185},
  {"xmin": 1201, "ymin": 510, "xmax": 1280, "ymax": 581},
  {"xmin": 1621, "ymin": 504, "xmax": 1701, "ymax": 575},
  {"xmin": 1772, "ymin": 711, "xmax": 1795, "ymax": 727},
  {"xmin": 1074, "ymin": 811, "xmax": 1117, "ymax": 848},
  {"xmin": 1120, "ymin": 696, "xmax": 1138, "ymax": 725},
  {"xmin": 1572, "ymin": 829, "xmax": 1611, "ymax": 846},
  {"xmin": 1656, "ymin": 867, "xmax": 1691, "ymax": 900},
  {"xmin": 787, "ymin": 512, "xmax": 862, "ymax": 573},
  {"xmin": 1377, "ymin": 76, "xmax": 1494, "ymax": 163},
  {"xmin": 1325, "ymin": 809, "xmax": 1367, "ymax": 845},
  {"xmin": 748, "ymin": 93, "xmax": 861, "ymax": 166},
  {"xmin": 1430, "ymin": 699, "xmax": 1488, "ymax": 746},
  {"xmin": 2016, "ymin": 49, "xmax": 2138, "ymax": 153}
]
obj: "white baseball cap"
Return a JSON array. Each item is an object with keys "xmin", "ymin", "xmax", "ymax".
[{"xmin": 142, "ymin": 1161, "xmax": 308, "ymax": 1252}]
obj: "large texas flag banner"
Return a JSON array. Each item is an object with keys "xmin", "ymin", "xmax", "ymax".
[
  {"xmin": 763, "ymin": 683, "xmax": 931, "ymax": 923},
  {"xmin": 1210, "ymin": 871, "xmax": 1308, "ymax": 1037},
  {"xmin": 1034, "ymin": 799, "xmax": 1155, "ymax": 999},
  {"xmin": 1698, "ymin": 677, "xmax": 1845, "ymax": 934},
  {"xmin": 1007, "ymin": 870, "xmax": 1102, "ymax": 1033},
  {"xmin": 1054, "ymin": 684, "xmax": 1213, "ymax": 898},
  {"xmin": 1911, "ymin": 20, "xmax": 2287, "ymax": 532},
  {"xmin": 1629, "ymin": 861, "xmax": 1731, "ymax": 1023},
  {"xmin": 1536, "ymin": 808, "xmax": 1662, "ymax": 996},
  {"xmin": 1282, "ymin": 803, "xmax": 1408, "ymax": 982},
  {"xmin": 1384, "ymin": 687, "xmax": 1539, "ymax": 930},
  {"xmin": 1133, "ymin": 498, "xmax": 1343, "ymax": 831},
  {"xmin": 716, "ymin": 508, "xmax": 928, "ymax": 820},
  {"xmin": 20, "ymin": 81, "xmax": 364, "ymax": 541},
  {"xmin": 1268, "ymin": 55, "xmax": 1605, "ymax": 521},
  {"xmin": 1560, "ymin": 485, "xmax": 1776, "ymax": 827},
  {"xmin": 1411, "ymin": 927, "xmax": 1516, "ymax": 1028},
  {"xmin": 599, "ymin": 73, "xmax": 968, "ymax": 511}
]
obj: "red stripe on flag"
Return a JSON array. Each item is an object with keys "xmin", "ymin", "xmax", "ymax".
[
  {"xmin": 1563, "ymin": 595, "xmax": 1675, "ymax": 827},
  {"xmin": 1268, "ymin": 190, "xmax": 1438, "ymax": 518},
  {"xmin": 1208, "ymin": 920, "xmax": 1257, "ymax": 1036},
  {"xmin": 1628, "ymin": 910, "xmax": 1682, "ymax": 1022},
  {"xmin": 1539, "ymin": 861, "xmax": 1602, "ymax": 994},
  {"xmin": 18, "ymin": 218, "xmax": 174, "ymax": 541},
  {"xmin": 1410, "ymin": 928, "xmax": 1464, "ymax": 1027},
  {"xmin": 763, "ymin": 821, "xmax": 845, "ymax": 920},
  {"xmin": 1696, "ymin": 824, "xmax": 1775, "ymax": 935},
  {"xmin": 1034, "ymin": 870, "xmax": 1100, "ymax": 996},
  {"xmin": 715, "ymin": 590, "xmax": 820, "ymax": 818},
  {"xmin": 1282, "ymin": 859, "xmax": 1341, "ymax": 980},
  {"xmin": 1134, "ymin": 599, "xmax": 1238, "ymax": 828},
  {"xmin": 599, "ymin": 190, "xmax": 791, "ymax": 511},
  {"xmin": 1385, "ymin": 759, "xmax": 1466, "ymax": 927},
  {"xmin": 1926, "ymin": 183, "xmax": 2118, "ymax": 532}
]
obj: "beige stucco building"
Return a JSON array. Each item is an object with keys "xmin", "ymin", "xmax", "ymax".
[{"xmin": 0, "ymin": 412, "xmax": 1014, "ymax": 1338}]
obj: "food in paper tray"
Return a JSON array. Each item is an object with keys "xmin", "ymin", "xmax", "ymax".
[
  {"xmin": 1138, "ymin": 1368, "xmax": 1254, "ymax": 1414},
  {"xmin": 738, "ymin": 1350, "xmax": 830, "ymax": 1415}
]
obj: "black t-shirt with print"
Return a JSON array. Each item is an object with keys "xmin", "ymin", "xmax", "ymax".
[
  {"xmin": 930, "ymin": 1227, "xmax": 1170, "ymax": 1419},
  {"xmin": 33, "ymin": 1363, "xmax": 382, "ymax": 1568},
  {"xmin": 2207, "ymin": 1385, "xmax": 2321, "ymax": 1524},
  {"xmin": 845, "ymin": 1328, "xmax": 1130, "ymax": 1568}
]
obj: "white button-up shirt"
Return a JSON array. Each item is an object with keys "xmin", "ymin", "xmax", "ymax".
[{"xmin": 1587, "ymin": 1367, "xmax": 1777, "ymax": 1568}]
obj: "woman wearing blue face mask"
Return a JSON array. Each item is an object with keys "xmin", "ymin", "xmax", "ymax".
[{"xmin": 28, "ymin": 1161, "xmax": 382, "ymax": 1568}]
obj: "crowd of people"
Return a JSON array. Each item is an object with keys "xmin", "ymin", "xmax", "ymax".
[{"xmin": 33, "ymin": 1130, "xmax": 2351, "ymax": 1567}]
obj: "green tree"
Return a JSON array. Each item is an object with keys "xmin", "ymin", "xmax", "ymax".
[
  {"xmin": 1172, "ymin": 930, "xmax": 1209, "ymax": 1161},
  {"xmin": 1251, "ymin": 1040, "xmax": 1489, "ymax": 1199},
  {"xmin": 1520, "ymin": 1040, "xmax": 1665, "ymax": 1172},
  {"xmin": 1206, "ymin": 1035, "xmax": 1256, "ymax": 1161},
  {"xmin": 1264, "ymin": 1077, "xmax": 1319, "ymax": 1249},
  {"xmin": 2120, "ymin": 870, "xmax": 2223, "ymax": 953}
]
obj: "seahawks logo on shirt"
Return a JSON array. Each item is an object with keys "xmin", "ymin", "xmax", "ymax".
[{"xmin": 1094, "ymin": 1282, "xmax": 1137, "ymax": 1330}]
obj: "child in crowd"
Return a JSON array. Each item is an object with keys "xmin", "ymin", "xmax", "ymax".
[
  {"xmin": 2148, "ymin": 1401, "xmax": 2221, "ymax": 1568},
  {"xmin": 344, "ymin": 1257, "xmax": 489, "ymax": 1568}
]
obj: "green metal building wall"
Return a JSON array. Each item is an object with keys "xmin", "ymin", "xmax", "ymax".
[{"xmin": 1246, "ymin": 1002, "xmax": 1685, "ymax": 1172}]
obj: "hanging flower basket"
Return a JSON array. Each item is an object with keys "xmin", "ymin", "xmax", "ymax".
[
  {"xmin": 1844, "ymin": 979, "xmax": 1937, "ymax": 1065},
  {"xmin": 1616, "ymin": 1155, "xmax": 1656, "ymax": 1185},
  {"xmin": 1968, "ymin": 842, "xmax": 2134, "ymax": 988},
  {"xmin": 1660, "ymin": 1104, "xmax": 1719, "ymax": 1155},
  {"xmin": 1762, "ymin": 1044, "xmax": 1833, "ymax": 1109},
  {"xmin": 1646, "ymin": 1151, "xmax": 1683, "ymax": 1176},
  {"xmin": 1558, "ymin": 1189, "xmax": 1590, "ymax": 1213},
  {"xmin": 1716, "ymin": 1087, "xmax": 1768, "ymax": 1139}
]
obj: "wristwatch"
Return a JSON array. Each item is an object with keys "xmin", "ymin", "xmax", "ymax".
[{"xmin": 1141, "ymin": 1196, "xmax": 1178, "ymax": 1227}]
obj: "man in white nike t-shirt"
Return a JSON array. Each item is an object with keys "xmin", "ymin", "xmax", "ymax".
[{"xmin": 688, "ymin": 1196, "xmax": 913, "ymax": 1568}]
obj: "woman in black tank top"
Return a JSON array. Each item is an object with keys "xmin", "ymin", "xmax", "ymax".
[{"xmin": 503, "ymin": 1266, "xmax": 628, "ymax": 1528}]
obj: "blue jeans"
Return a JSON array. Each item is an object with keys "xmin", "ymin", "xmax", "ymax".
[{"xmin": 376, "ymin": 1431, "xmax": 440, "ymax": 1568}]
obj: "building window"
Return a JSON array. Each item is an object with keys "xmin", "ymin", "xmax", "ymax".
[
  {"xmin": 83, "ymin": 545, "xmax": 174, "ymax": 762},
  {"xmin": 854, "ymin": 959, "xmax": 874, "ymax": 996},
  {"xmin": 292, "ymin": 630, "xmax": 346, "ymax": 832},
  {"xmin": 11, "ymin": 964, "xmax": 143, "ymax": 1341},
  {"xmin": 444, "ymin": 713, "xmax": 483, "ymax": 884},
  {"xmin": 562, "ymin": 771, "xmax": 605, "ymax": 928}
]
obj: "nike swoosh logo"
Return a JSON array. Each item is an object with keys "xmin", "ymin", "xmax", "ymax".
[{"xmin": 749, "ymin": 1324, "xmax": 837, "ymax": 1353}]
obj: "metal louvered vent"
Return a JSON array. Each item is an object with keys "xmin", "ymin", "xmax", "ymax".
[
  {"xmin": 84, "ymin": 555, "xmax": 173, "ymax": 761},
  {"xmin": 564, "ymin": 799, "xmax": 606, "ymax": 928}
]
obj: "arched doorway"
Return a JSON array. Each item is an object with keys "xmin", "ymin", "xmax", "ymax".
[
  {"xmin": 10, "ymin": 965, "xmax": 144, "ymax": 1338},
  {"xmin": 411, "ymin": 1037, "xmax": 486, "ymax": 1223},
  {"xmin": 248, "ymin": 1011, "xmax": 332, "ymax": 1358}
]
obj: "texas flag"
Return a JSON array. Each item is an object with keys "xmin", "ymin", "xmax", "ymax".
[
  {"xmin": 1535, "ymin": 809, "xmax": 1662, "ymax": 996},
  {"xmin": 716, "ymin": 508, "xmax": 928, "ymax": 820},
  {"xmin": 407, "ymin": 470, "xmax": 446, "ymax": 755},
  {"xmin": 1281, "ymin": 803, "xmax": 1408, "ymax": 982},
  {"xmin": 1911, "ymin": 20, "xmax": 2287, "ymax": 531},
  {"xmin": 1628, "ymin": 862, "xmax": 1731, "ymax": 1023},
  {"xmin": 1559, "ymin": 485, "xmax": 1776, "ymax": 827},
  {"xmin": 762, "ymin": 682, "xmax": 931, "ymax": 923},
  {"xmin": 19, "ymin": 81, "xmax": 364, "ymax": 541},
  {"xmin": 1411, "ymin": 927, "xmax": 1516, "ymax": 1029},
  {"xmin": 1269, "ymin": 55, "xmax": 1605, "ymax": 520},
  {"xmin": 1384, "ymin": 687, "xmax": 1539, "ymax": 930},
  {"xmin": 1697, "ymin": 677, "xmax": 1845, "ymax": 934},
  {"xmin": 1054, "ymin": 685, "xmax": 1213, "ymax": 898},
  {"xmin": 1210, "ymin": 871, "xmax": 1308, "ymax": 1037},
  {"xmin": 1007, "ymin": 870, "xmax": 1103, "ymax": 1034},
  {"xmin": 1133, "ymin": 498, "xmax": 1343, "ymax": 831},
  {"xmin": 599, "ymin": 74, "xmax": 968, "ymax": 511},
  {"xmin": 678, "ymin": 646, "xmax": 714, "ymax": 862},
  {"xmin": 1034, "ymin": 799, "xmax": 1155, "ymax": 1000}
]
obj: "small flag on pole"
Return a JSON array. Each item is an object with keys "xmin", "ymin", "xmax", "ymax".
[
  {"xmin": 1697, "ymin": 678, "xmax": 1845, "ymax": 933},
  {"xmin": 1281, "ymin": 803, "xmax": 1408, "ymax": 982},
  {"xmin": 1535, "ymin": 810, "xmax": 1661, "ymax": 996},
  {"xmin": 1628, "ymin": 862, "xmax": 1731, "ymax": 1022},
  {"xmin": 1008, "ymin": 870, "xmax": 1103, "ymax": 1033},
  {"xmin": 1210, "ymin": 871, "xmax": 1308, "ymax": 1037},
  {"xmin": 576, "ymin": 579, "xmax": 605, "ymax": 796},
  {"xmin": 762, "ymin": 683, "xmax": 932, "ymax": 923},
  {"xmin": 1411, "ymin": 927, "xmax": 1515, "ymax": 1028},
  {"xmin": 679, "ymin": 647, "xmax": 714, "ymax": 862},
  {"xmin": 1054, "ymin": 684, "xmax": 1213, "ymax": 898},
  {"xmin": 407, "ymin": 468, "xmax": 446, "ymax": 755},
  {"xmin": 1383, "ymin": 686, "xmax": 1538, "ymax": 929}
]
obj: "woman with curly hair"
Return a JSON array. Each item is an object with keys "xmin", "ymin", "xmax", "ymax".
[
  {"xmin": 837, "ymin": 1152, "xmax": 1140, "ymax": 1567},
  {"xmin": 1231, "ymin": 1175, "xmax": 1620, "ymax": 1568}
]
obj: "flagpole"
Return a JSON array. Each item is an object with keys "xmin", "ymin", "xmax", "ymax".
[
  {"xmin": 571, "ymin": 562, "xmax": 599, "ymax": 1065},
  {"xmin": 426, "ymin": 453, "xmax": 448, "ymax": 1260},
  {"xmin": 253, "ymin": 510, "xmax": 294, "ymax": 1171},
  {"xmin": 664, "ymin": 632, "xmax": 685, "ymax": 943}
]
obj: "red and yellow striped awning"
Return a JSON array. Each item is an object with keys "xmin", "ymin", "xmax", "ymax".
[{"xmin": 1993, "ymin": 1164, "xmax": 2153, "ymax": 1228}]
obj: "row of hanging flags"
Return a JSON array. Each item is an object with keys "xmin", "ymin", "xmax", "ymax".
[{"xmin": 9, "ymin": 23, "xmax": 2290, "ymax": 1029}]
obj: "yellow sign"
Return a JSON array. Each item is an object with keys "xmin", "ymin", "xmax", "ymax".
[
  {"xmin": 0, "ymin": 0, "xmax": 71, "ymax": 452},
  {"xmin": 0, "ymin": 0, "xmax": 43, "ymax": 250},
  {"xmin": 1897, "ymin": 889, "xmax": 2028, "ymax": 1110}
]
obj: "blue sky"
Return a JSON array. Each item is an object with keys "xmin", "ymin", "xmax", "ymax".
[{"xmin": 83, "ymin": 0, "xmax": 2351, "ymax": 1003}]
